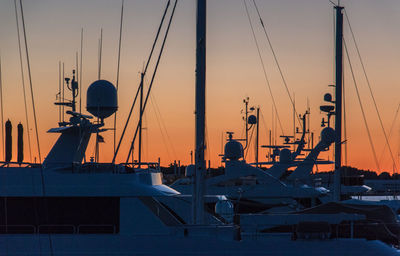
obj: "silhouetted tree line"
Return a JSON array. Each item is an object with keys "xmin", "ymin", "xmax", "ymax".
[
  {"xmin": 327, "ymin": 166, "xmax": 398, "ymax": 180},
  {"xmin": 161, "ymin": 164, "xmax": 398, "ymax": 184}
]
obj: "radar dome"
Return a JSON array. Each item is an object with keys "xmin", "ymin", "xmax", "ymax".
[
  {"xmin": 279, "ymin": 148, "xmax": 291, "ymax": 163},
  {"xmin": 224, "ymin": 139, "xmax": 244, "ymax": 160},
  {"xmin": 248, "ymin": 115, "xmax": 257, "ymax": 125},
  {"xmin": 321, "ymin": 127, "xmax": 335, "ymax": 145},
  {"xmin": 86, "ymin": 80, "xmax": 118, "ymax": 119}
]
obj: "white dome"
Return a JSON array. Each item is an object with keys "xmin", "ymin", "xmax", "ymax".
[{"xmin": 86, "ymin": 80, "xmax": 118, "ymax": 119}]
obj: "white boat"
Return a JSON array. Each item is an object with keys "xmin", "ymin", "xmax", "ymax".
[{"xmin": 0, "ymin": 0, "xmax": 397, "ymax": 255}]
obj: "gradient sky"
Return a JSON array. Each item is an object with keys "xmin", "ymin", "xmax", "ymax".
[{"xmin": 0, "ymin": 0, "xmax": 400, "ymax": 173}]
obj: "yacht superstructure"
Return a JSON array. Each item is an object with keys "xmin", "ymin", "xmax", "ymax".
[{"xmin": 0, "ymin": 0, "xmax": 398, "ymax": 255}]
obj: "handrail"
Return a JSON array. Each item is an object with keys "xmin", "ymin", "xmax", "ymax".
[
  {"xmin": 0, "ymin": 224, "xmax": 36, "ymax": 233},
  {"xmin": 0, "ymin": 224, "xmax": 118, "ymax": 234}
]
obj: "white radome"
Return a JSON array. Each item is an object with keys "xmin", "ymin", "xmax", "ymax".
[{"xmin": 86, "ymin": 80, "xmax": 118, "ymax": 119}]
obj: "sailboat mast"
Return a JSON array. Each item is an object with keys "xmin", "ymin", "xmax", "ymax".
[
  {"xmin": 255, "ymin": 107, "xmax": 259, "ymax": 167},
  {"xmin": 193, "ymin": 0, "xmax": 206, "ymax": 225},
  {"xmin": 333, "ymin": 5, "xmax": 344, "ymax": 202},
  {"xmin": 138, "ymin": 73, "xmax": 144, "ymax": 165}
]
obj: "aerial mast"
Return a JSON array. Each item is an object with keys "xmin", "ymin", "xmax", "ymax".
[
  {"xmin": 333, "ymin": 4, "xmax": 344, "ymax": 202},
  {"xmin": 193, "ymin": 0, "xmax": 206, "ymax": 225}
]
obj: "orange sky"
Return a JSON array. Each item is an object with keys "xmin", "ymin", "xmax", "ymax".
[{"xmin": 1, "ymin": 0, "xmax": 400, "ymax": 173}]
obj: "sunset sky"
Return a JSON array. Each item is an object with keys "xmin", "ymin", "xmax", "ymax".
[{"xmin": 0, "ymin": 0, "xmax": 400, "ymax": 173}]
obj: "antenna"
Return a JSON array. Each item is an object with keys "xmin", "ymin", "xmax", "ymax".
[
  {"xmin": 14, "ymin": 0, "xmax": 32, "ymax": 162},
  {"xmin": 62, "ymin": 62, "xmax": 65, "ymax": 122},
  {"xmin": 20, "ymin": 0, "xmax": 41, "ymax": 163},
  {"xmin": 58, "ymin": 61, "xmax": 61, "ymax": 123},
  {"xmin": 98, "ymin": 28, "xmax": 103, "ymax": 80},
  {"xmin": 114, "ymin": 0, "xmax": 125, "ymax": 156},
  {"xmin": 79, "ymin": 28, "xmax": 83, "ymax": 114},
  {"xmin": 75, "ymin": 52, "xmax": 78, "ymax": 112},
  {"xmin": 255, "ymin": 107, "xmax": 259, "ymax": 167},
  {"xmin": 333, "ymin": 4, "xmax": 344, "ymax": 202},
  {"xmin": 292, "ymin": 93, "xmax": 295, "ymax": 151},
  {"xmin": 138, "ymin": 73, "xmax": 144, "ymax": 165}
]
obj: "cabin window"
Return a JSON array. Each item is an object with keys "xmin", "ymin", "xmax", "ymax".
[{"xmin": 0, "ymin": 197, "xmax": 119, "ymax": 234}]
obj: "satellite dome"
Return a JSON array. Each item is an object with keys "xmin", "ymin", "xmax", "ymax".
[
  {"xmin": 324, "ymin": 93, "xmax": 333, "ymax": 102},
  {"xmin": 279, "ymin": 148, "xmax": 291, "ymax": 163},
  {"xmin": 321, "ymin": 127, "xmax": 335, "ymax": 145},
  {"xmin": 248, "ymin": 115, "xmax": 257, "ymax": 125},
  {"xmin": 224, "ymin": 139, "xmax": 244, "ymax": 160},
  {"xmin": 86, "ymin": 80, "xmax": 118, "ymax": 119}
]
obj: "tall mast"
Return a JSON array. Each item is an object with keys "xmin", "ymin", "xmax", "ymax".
[
  {"xmin": 255, "ymin": 107, "xmax": 259, "ymax": 167},
  {"xmin": 333, "ymin": 5, "xmax": 344, "ymax": 202},
  {"xmin": 193, "ymin": 0, "xmax": 206, "ymax": 225},
  {"xmin": 138, "ymin": 73, "xmax": 144, "ymax": 165}
]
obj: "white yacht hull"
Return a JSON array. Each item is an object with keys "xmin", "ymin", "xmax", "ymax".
[{"xmin": 0, "ymin": 233, "xmax": 397, "ymax": 255}]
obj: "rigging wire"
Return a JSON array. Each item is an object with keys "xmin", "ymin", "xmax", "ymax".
[
  {"xmin": 19, "ymin": 0, "xmax": 41, "ymax": 163},
  {"xmin": 62, "ymin": 63, "xmax": 65, "ymax": 122},
  {"xmin": 58, "ymin": 62, "xmax": 61, "ymax": 122},
  {"xmin": 344, "ymin": 39, "xmax": 380, "ymax": 171},
  {"xmin": 243, "ymin": 0, "xmax": 284, "ymax": 135},
  {"xmin": 378, "ymin": 103, "xmax": 400, "ymax": 168},
  {"xmin": 344, "ymin": 10, "xmax": 397, "ymax": 171},
  {"xmin": 15, "ymin": 0, "xmax": 32, "ymax": 159},
  {"xmin": 112, "ymin": 0, "xmax": 171, "ymax": 163},
  {"xmin": 149, "ymin": 93, "xmax": 173, "ymax": 160},
  {"xmin": 153, "ymin": 98, "xmax": 178, "ymax": 159},
  {"xmin": 126, "ymin": 0, "xmax": 178, "ymax": 163},
  {"xmin": 251, "ymin": 0, "xmax": 302, "ymax": 128},
  {"xmin": 205, "ymin": 118, "xmax": 211, "ymax": 167},
  {"xmin": 18, "ymin": 3, "xmax": 51, "ymax": 254},
  {"xmin": 343, "ymin": 71, "xmax": 348, "ymax": 165},
  {"xmin": 259, "ymin": 109, "xmax": 270, "ymax": 160},
  {"xmin": 113, "ymin": 0, "xmax": 125, "ymax": 156},
  {"xmin": 147, "ymin": 72, "xmax": 177, "ymax": 160},
  {"xmin": 245, "ymin": 125, "xmax": 256, "ymax": 159}
]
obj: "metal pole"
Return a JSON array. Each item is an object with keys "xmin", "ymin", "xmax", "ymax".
[
  {"xmin": 138, "ymin": 73, "xmax": 144, "ymax": 165},
  {"xmin": 193, "ymin": 0, "xmax": 206, "ymax": 225},
  {"xmin": 334, "ymin": 5, "xmax": 344, "ymax": 202},
  {"xmin": 255, "ymin": 107, "xmax": 259, "ymax": 167},
  {"xmin": 245, "ymin": 98, "xmax": 248, "ymax": 148}
]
